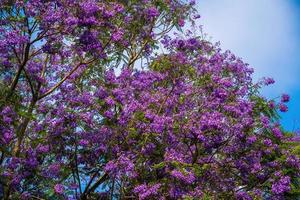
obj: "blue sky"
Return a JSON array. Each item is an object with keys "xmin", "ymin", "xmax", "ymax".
[{"xmin": 196, "ymin": 0, "xmax": 300, "ymax": 132}]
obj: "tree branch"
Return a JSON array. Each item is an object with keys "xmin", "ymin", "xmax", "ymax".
[
  {"xmin": 80, "ymin": 173, "xmax": 109, "ymax": 200},
  {"xmin": 6, "ymin": 43, "xmax": 31, "ymax": 100},
  {"xmin": 38, "ymin": 59, "xmax": 95, "ymax": 100}
]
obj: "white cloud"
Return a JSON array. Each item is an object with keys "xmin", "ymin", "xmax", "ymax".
[{"xmin": 196, "ymin": 0, "xmax": 300, "ymax": 95}]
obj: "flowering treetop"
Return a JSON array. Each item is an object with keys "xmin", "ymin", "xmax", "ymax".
[{"xmin": 0, "ymin": 0, "xmax": 299, "ymax": 200}]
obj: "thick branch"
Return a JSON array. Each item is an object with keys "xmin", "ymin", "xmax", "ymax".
[
  {"xmin": 80, "ymin": 173, "xmax": 109, "ymax": 200},
  {"xmin": 12, "ymin": 98, "xmax": 37, "ymax": 157},
  {"xmin": 23, "ymin": 69, "xmax": 35, "ymax": 97},
  {"xmin": 38, "ymin": 59, "xmax": 94, "ymax": 100},
  {"xmin": 6, "ymin": 43, "xmax": 30, "ymax": 100}
]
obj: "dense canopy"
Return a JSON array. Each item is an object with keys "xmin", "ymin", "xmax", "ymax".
[{"xmin": 0, "ymin": 0, "xmax": 299, "ymax": 199}]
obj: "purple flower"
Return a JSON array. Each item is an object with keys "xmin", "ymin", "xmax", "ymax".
[
  {"xmin": 178, "ymin": 18, "xmax": 185, "ymax": 27},
  {"xmin": 80, "ymin": 0, "xmax": 99, "ymax": 14},
  {"xmin": 104, "ymin": 110, "xmax": 114, "ymax": 119},
  {"xmin": 146, "ymin": 7, "xmax": 159, "ymax": 19},
  {"xmin": 3, "ymin": 116, "xmax": 13, "ymax": 124},
  {"xmin": 246, "ymin": 135, "xmax": 257, "ymax": 144},
  {"xmin": 263, "ymin": 77, "xmax": 275, "ymax": 85},
  {"xmin": 3, "ymin": 131, "xmax": 13, "ymax": 143},
  {"xmin": 49, "ymin": 163, "xmax": 61, "ymax": 176},
  {"xmin": 189, "ymin": 0, "xmax": 196, "ymax": 6},
  {"xmin": 170, "ymin": 169, "xmax": 195, "ymax": 184},
  {"xmin": 36, "ymin": 144, "xmax": 50, "ymax": 153},
  {"xmin": 279, "ymin": 103, "xmax": 288, "ymax": 112},
  {"xmin": 269, "ymin": 101, "xmax": 276, "ymax": 109},
  {"xmin": 112, "ymin": 29, "xmax": 124, "ymax": 42},
  {"xmin": 271, "ymin": 176, "xmax": 291, "ymax": 194},
  {"xmin": 193, "ymin": 14, "xmax": 201, "ymax": 19},
  {"xmin": 236, "ymin": 191, "xmax": 252, "ymax": 200},
  {"xmin": 95, "ymin": 86, "xmax": 107, "ymax": 99},
  {"xmin": 113, "ymin": 4, "xmax": 124, "ymax": 13},
  {"xmin": 281, "ymin": 94, "xmax": 290, "ymax": 103},
  {"xmin": 260, "ymin": 116, "xmax": 270, "ymax": 127},
  {"xmin": 134, "ymin": 183, "xmax": 161, "ymax": 200},
  {"xmin": 1, "ymin": 106, "xmax": 13, "ymax": 115},
  {"xmin": 79, "ymin": 139, "xmax": 89, "ymax": 147},
  {"xmin": 104, "ymin": 161, "xmax": 117, "ymax": 172},
  {"xmin": 54, "ymin": 184, "xmax": 64, "ymax": 194},
  {"xmin": 251, "ymin": 163, "xmax": 262, "ymax": 173},
  {"xmin": 264, "ymin": 139, "xmax": 273, "ymax": 146},
  {"xmin": 272, "ymin": 127, "xmax": 283, "ymax": 139},
  {"xmin": 105, "ymin": 69, "xmax": 116, "ymax": 84},
  {"xmin": 105, "ymin": 96, "xmax": 115, "ymax": 106}
]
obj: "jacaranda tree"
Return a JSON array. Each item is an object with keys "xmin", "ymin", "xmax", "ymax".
[{"xmin": 0, "ymin": 0, "xmax": 299, "ymax": 199}]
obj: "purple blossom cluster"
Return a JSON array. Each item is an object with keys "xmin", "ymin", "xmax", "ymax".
[
  {"xmin": 272, "ymin": 175, "xmax": 291, "ymax": 195},
  {"xmin": 133, "ymin": 183, "xmax": 161, "ymax": 200}
]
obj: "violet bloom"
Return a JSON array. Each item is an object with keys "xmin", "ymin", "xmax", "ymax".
[
  {"xmin": 49, "ymin": 163, "xmax": 61, "ymax": 177},
  {"xmin": 54, "ymin": 184, "xmax": 64, "ymax": 194},
  {"xmin": 268, "ymin": 101, "xmax": 276, "ymax": 109},
  {"xmin": 79, "ymin": 139, "xmax": 89, "ymax": 147},
  {"xmin": 170, "ymin": 169, "xmax": 195, "ymax": 184},
  {"xmin": 105, "ymin": 96, "xmax": 115, "ymax": 106},
  {"xmin": 279, "ymin": 103, "xmax": 288, "ymax": 112},
  {"xmin": 178, "ymin": 18, "xmax": 185, "ymax": 27},
  {"xmin": 112, "ymin": 29, "xmax": 124, "ymax": 42},
  {"xmin": 263, "ymin": 77, "xmax": 275, "ymax": 85},
  {"xmin": 37, "ymin": 144, "xmax": 50, "ymax": 153},
  {"xmin": 272, "ymin": 127, "xmax": 283, "ymax": 139},
  {"xmin": 3, "ymin": 131, "xmax": 13, "ymax": 143},
  {"xmin": 264, "ymin": 139, "xmax": 273, "ymax": 146},
  {"xmin": 281, "ymin": 93, "xmax": 290, "ymax": 103},
  {"xmin": 104, "ymin": 110, "xmax": 114, "ymax": 119},
  {"xmin": 246, "ymin": 135, "xmax": 257, "ymax": 144},
  {"xmin": 133, "ymin": 183, "xmax": 161, "ymax": 200},
  {"xmin": 146, "ymin": 7, "xmax": 159, "ymax": 20},
  {"xmin": 235, "ymin": 191, "xmax": 252, "ymax": 200},
  {"xmin": 271, "ymin": 176, "xmax": 291, "ymax": 194}
]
